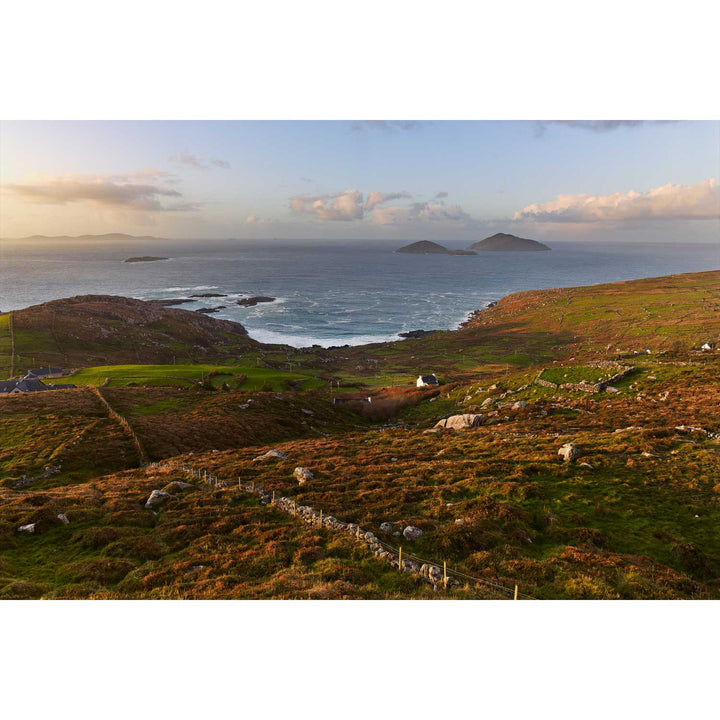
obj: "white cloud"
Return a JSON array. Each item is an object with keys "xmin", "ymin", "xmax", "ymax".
[
  {"xmin": 514, "ymin": 179, "xmax": 719, "ymax": 223},
  {"xmin": 364, "ymin": 191, "xmax": 411, "ymax": 211},
  {"xmin": 290, "ymin": 190, "xmax": 364, "ymax": 221},
  {"xmin": 2, "ymin": 173, "xmax": 199, "ymax": 212},
  {"xmin": 169, "ymin": 150, "xmax": 231, "ymax": 170},
  {"xmin": 291, "ymin": 188, "xmax": 471, "ymax": 225},
  {"xmin": 372, "ymin": 201, "xmax": 469, "ymax": 225}
]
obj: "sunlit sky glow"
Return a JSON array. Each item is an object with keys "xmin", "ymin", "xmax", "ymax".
[{"xmin": 1, "ymin": 120, "xmax": 718, "ymax": 243}]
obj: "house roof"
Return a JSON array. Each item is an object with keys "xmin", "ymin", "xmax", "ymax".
[{"xmin": 25, "ymin": 367, "xmax": 63, "ymax": 377}]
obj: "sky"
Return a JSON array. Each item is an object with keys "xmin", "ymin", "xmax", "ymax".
[{"xmin": 0, "ymin": 120, "xmax": 718, "ymax": 244}]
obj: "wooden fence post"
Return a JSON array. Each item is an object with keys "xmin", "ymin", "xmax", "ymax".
[
  {"xmin": 319, "ymin": 508, "xmax": 323, "ymax": 525},
  {"xmin": 398, "ymin": 546, "xmax": 402, "ymax": 571},
  {"xmin": 272, "ymin": 490, "xmax": 275, "ymax": 504},
  {"xmin": 514, "ymin": 584, "xmax": 518, "ymax": 600},
  {"xmin": 443, "ymin": 561, "xmax": 448, "ymax": 590}
]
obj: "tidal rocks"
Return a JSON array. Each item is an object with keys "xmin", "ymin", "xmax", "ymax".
[
  {"xmin": 237, "ymin": 296, "xmax": 276, "ymax": 307},
  {"xmin": 293, "ymin": 466, "xmax": 314, "ymax": 485}
]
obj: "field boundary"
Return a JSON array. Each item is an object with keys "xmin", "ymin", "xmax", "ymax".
[
  {"xmin": 9, "ymin": 312, "xmax": 15, "ymax": 378},
  {"xmin": 89, "ymin": 386, "xmax": 149, "ymax": 465},
  {"xmin": 155, "ymin": 460, "xmax": 533, "ymax": 599}
]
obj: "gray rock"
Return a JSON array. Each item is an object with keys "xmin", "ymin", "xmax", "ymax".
[
  {"xmin": 144, "ymin": 489, "xmax": 176, "ymax": 509},
  {"xmin": 17, "ymin": 523, "xmax": 36, "ymax": 534},
  {"xmin": 380, "ymin": 522, "xmax": 393, "ymax": 532},
  {"xmin": 253, "ymin": 449, "xmax": 288, "ymax": 462},
  {"xmin": 293, "ymin": 466, "xmax": 314, "ymax": 485},
  {"xmin": 558, "ymin": 442, "xmax": 580, "ymax": 462},
  {"xmin": 57, "ymin": 513, "xmax": 70, "ymax": 525},
  {"xmin": 434, "ymin": 414, "xmax": 482, "ymax": 430},
  {"xmin": 512, "ymin": 401, "xmax": 527, "ymax": 410},
  {"xmin": 403, "ymin": 525, "xmax": 423, "ymax": 541}
]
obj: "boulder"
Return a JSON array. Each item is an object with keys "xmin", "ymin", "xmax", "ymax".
[
  {"xmin": 253, "ymin": 449, "xmax": 288, "ymax": 462},
  {"xmin": 558, "ymin": 443, "xmax": 580, "ymax": 463},
  {"xmin": 379, "ymin": 522, "xmax": 393, "ymax": 533},
  {"xmin": 433, "ymin": 414, "xmax": 482, "ymax": 430},
  {"xmin": 17, "ymin": 523, "xmax": 36, "ymax": 534},
  {"xmin": 162, "ymin": 481, "xmax": 195, "ymax": 494},
  {"xmin": 512, "ymin": 401, "xmax": 527, "ymax": 410},
  {"xmin": 403, "ymin": 525, "xmax": 423, "ymax": 541},
  {"xmin": 293, "ymin": 466, "xmax": 314, "ymax": 485},
  {"xmin": 144, "ymin": 489, "xmax": 176, "ymax": 509},
  {"xmin": 57, "ymin": 513, "xmax": 70, "ymax": 525},
  {"xmin": 480, "ymin": 397, "xmax": 495, "ymax": 409}
]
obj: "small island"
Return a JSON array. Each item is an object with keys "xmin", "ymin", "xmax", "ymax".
[
  {"xmin": 237, "ymin": 296, "xmax": 276, "ymax": 307},
  {"xmin": 396, "ymin": 240, "xmax": 477, "ymax": 256},
  {"xmin": 468, "ymin": 233, "xmax": 550, "ymax": 252},
  {"xmin": 123, "ymin": 256, "xmax": 169, "ymax": 263}
]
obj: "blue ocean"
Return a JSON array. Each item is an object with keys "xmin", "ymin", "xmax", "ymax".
[{"xmin": 1, "ymin": 239, "xmax": 718, "ymax": 347}]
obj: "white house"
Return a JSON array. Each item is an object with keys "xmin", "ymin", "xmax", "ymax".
[{"xmin": 417, "ymin": 374, "xmax": 439, "ymax": 388}]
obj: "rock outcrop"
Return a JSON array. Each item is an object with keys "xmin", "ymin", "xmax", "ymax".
[{"xmin": 434, "ymin": 414, "xmax": 483, "ymax": 430}]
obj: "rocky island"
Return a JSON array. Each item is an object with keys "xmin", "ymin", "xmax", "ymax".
[
  {"xmin": 468, "ymin": 232, "xmax": 550, "ymax": 252},
  {"xmin": 396, "ymin": 240, "xmax": 476, "ymax": 255},
  {"xmin": 237, "ymin": 296, "xmax": 276, "ymax": 307},
  {"xmin": 123, "ymin": 256, "xmax": 169, "ymax": 263}
]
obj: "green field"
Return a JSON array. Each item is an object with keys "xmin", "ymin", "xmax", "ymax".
[{"xmin": 68, "ymin": 364, "xmax": 325, "ymax": 391}]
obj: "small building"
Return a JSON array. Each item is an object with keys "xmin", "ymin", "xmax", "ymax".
[
  {"xmin": 417, "ymin": 374, "xmax": 439, "ymax": 388},
  {"xmin": 0, "ymin": 378, "xmax": 76, "ymax": 395},
  {"xmin": 24, "ymin": 367, "xmax": 63, "ymax": 378}
]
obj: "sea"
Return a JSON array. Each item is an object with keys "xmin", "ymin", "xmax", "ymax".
[{"xmin": 1, "ymin": 239, "xmax": 718, "ymax": 348}]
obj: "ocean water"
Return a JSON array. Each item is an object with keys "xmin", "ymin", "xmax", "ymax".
[{"xmin": 1, "ymin": 239, "xmax": 718, "ymax": 347}]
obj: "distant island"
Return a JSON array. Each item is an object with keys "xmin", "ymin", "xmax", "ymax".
[
  {"xmin": 469, "ymin": 233, "xmax": 551, "ymax": 252},
  {"xmin": 396, "ymin": 240, "xmax": 477, "ymax": 256},
  {"xmin": 124, "ymin": 256, "xmax": 169, "ymax": 263},
  {"xmin": 19, "ymin": 233, "xmax": 167, "ymax": 243}
]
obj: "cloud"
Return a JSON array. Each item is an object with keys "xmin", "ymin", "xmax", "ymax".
[
  {"xmin": 372, "ymin": 201, "xmax": 469, "ymax": 225},
  {"xmin": 169, "ymin": 150, "xmax": 231, "ymax": 169},
  {"xmin": 2, "ymin": 173, "xmax": 199, "ymax": 212},
  {"xmin": 513, "ymin": 179, "xmax": 719, "ymax": 223},
  {"xmin": 245, "ymin": 214, "xmax": 265, "ymax": 224},
  {"xmin": 291, "ymin": 189, "xmax": 471, "ymax": 225},
  {"xmin": 350, "ymin": 120, "xmax": 424, "ymax": 133},
  {"xmin": 290, "ymin": 190, "xmax": 364, "ymax": 221},
  {"xmin": 435, "ymin": 191, "xmax": 448, "ymax": 199},
  {"xmin": 364, "ymin": 191, "xmax": 411, "ymax": 211}
]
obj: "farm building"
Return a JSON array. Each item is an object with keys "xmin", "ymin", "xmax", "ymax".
[
  {"xmin": 417, "ymin": 374, "xmax": 439, "ymax": 387},
  {"xmin": 0, "ymin": 378, "xmax": 76, "ymax": 395},
  {"xmin": 24, "ymin": 367, "xmax": 64, "ymax": 378}
]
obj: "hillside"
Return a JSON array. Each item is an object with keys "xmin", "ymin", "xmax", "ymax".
[
  {"xmin": 2, "ymin": 270, "xmax": 720, "ymax": 599},
  {"xmin": 1, "ymin": 295, "xmax": 260, "ymax": 374},
  {"xmin": 469, "ymin": 232, "xmax": 550, "ymax": 251}
]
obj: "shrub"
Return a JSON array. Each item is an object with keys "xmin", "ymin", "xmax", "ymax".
[
  {"xmin": 59, "ymin": 558, "xmax": 137, "ymax": 585},
  {"xmin": 0, "ymin": 580, "xmax": 47, "ymax": 599}
]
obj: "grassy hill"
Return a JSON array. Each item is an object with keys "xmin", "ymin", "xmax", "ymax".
[{"xmin": 1, "ymin": 270, "xmax": 719, "ymax": 599}]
